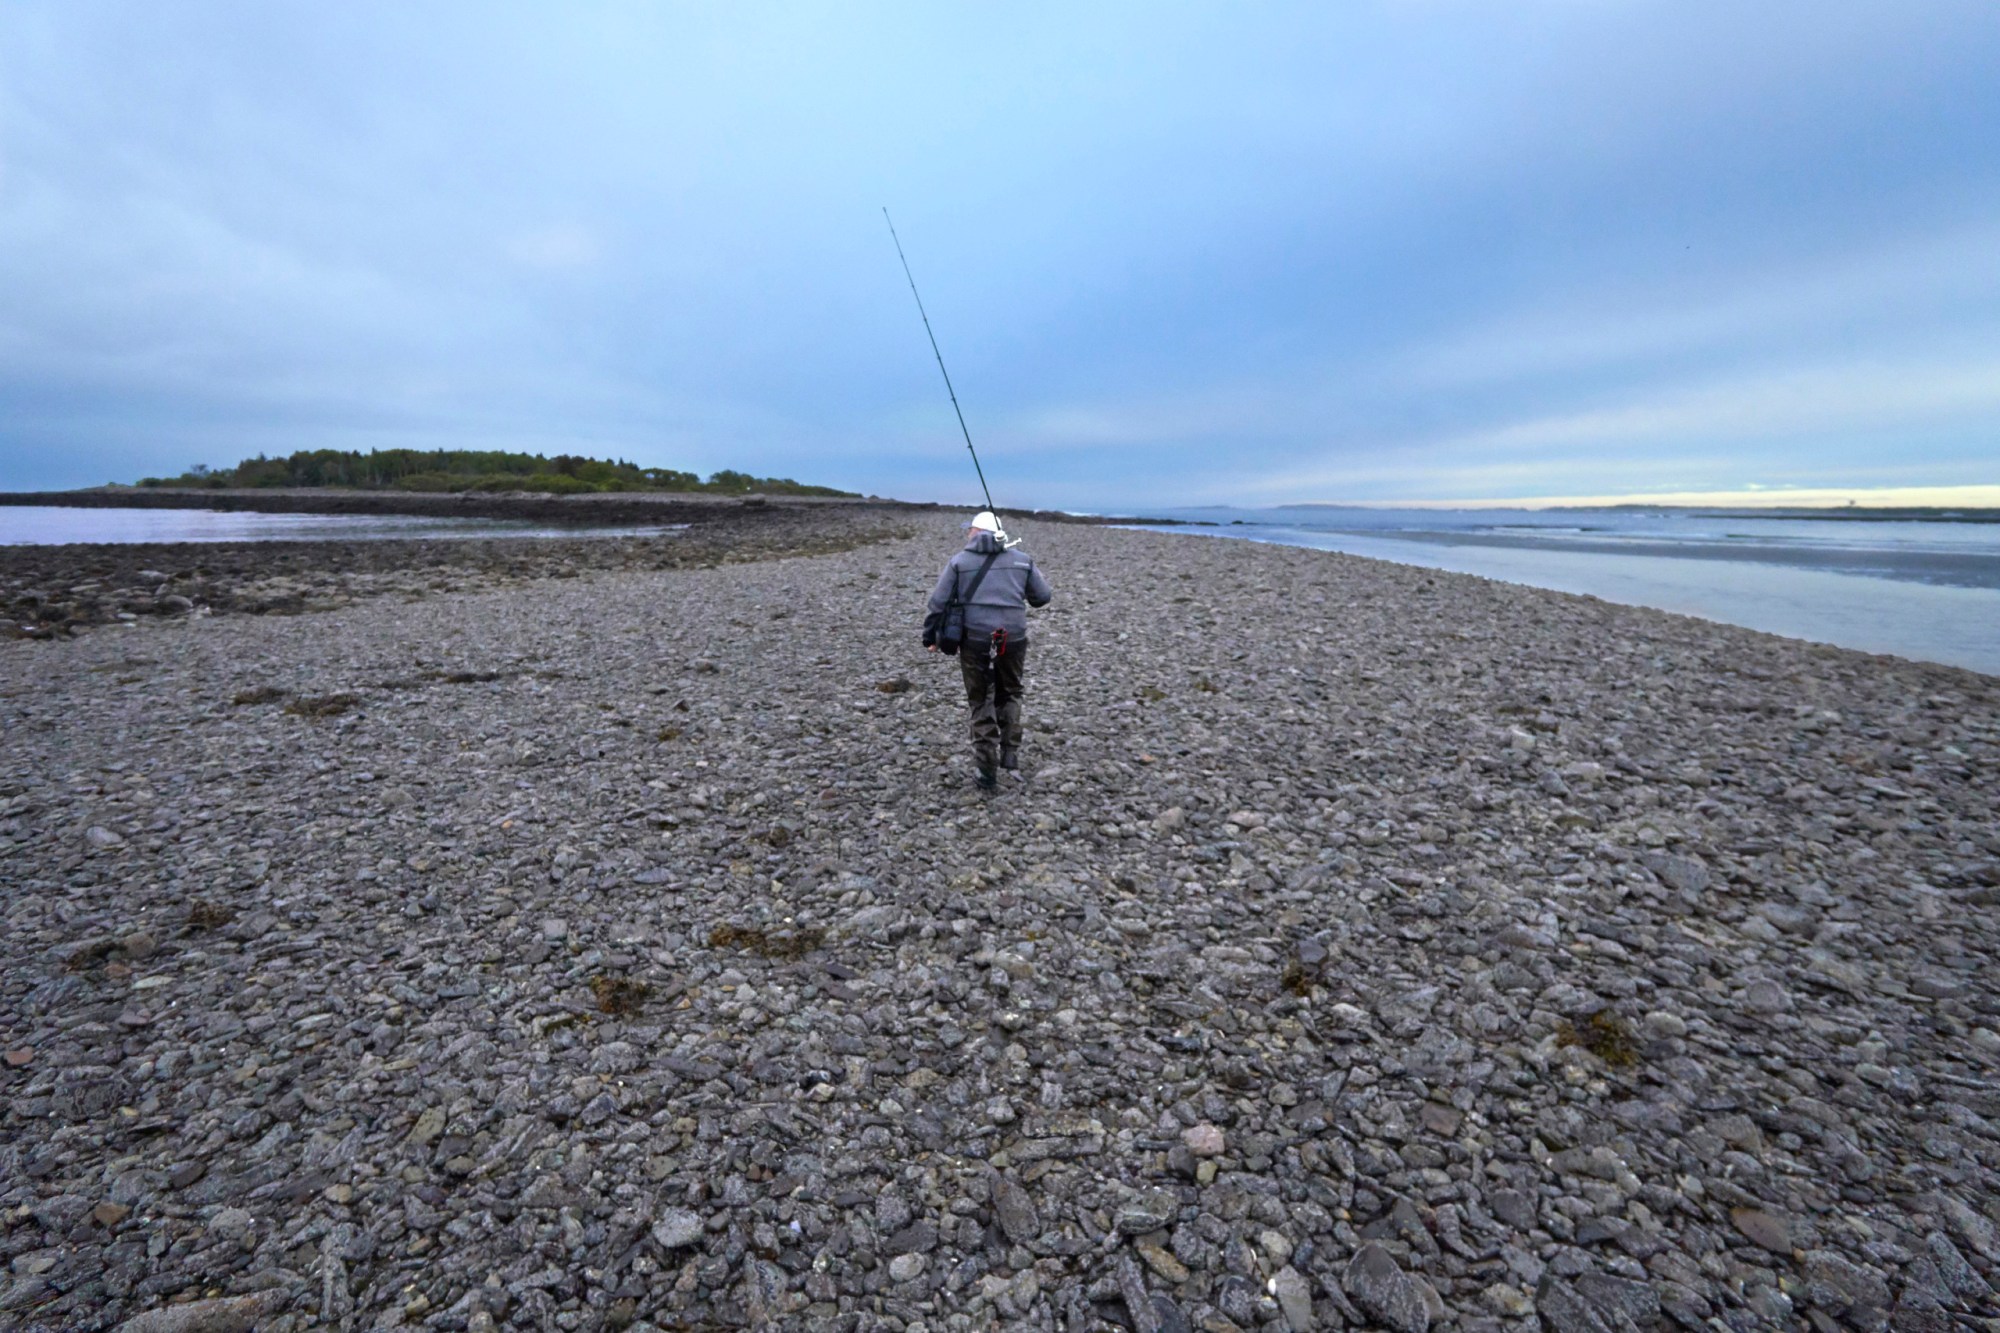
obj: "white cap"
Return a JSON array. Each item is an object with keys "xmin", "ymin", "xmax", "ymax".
[{"xmin": 964, "ymin": 510, "xmax": 1003, "ymax": 533}]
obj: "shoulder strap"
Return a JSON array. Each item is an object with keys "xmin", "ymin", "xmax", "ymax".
[{"xmin": 957, "ymin": 551, "xmax": 1001, "ymax": 605}]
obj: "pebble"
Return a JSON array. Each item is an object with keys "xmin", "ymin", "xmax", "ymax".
[
  {"xmin": 1137, "ymin": 1238, "xmax": 1189, "ymax": 1283},
  {"xmin": 1482, "ymin": 1282, "xmax": 1535, "ymax": 1317},
  {"xmin": 1741, "ymin": 978, "xmax": 1792, "ymax": 1014},
  {"xmin": 1269, "ymin": 1265, "xmax": 1315, "ymax": 1329},
  {"xmin": 651, "ymin": 1209, "xmax": 705, "ymax": 1249},
  {"xmin": 1182, "ymin": 1123, "xmax": 1226, "ymax": 1157},
  {"xmin": 992, "ymin": 1175, "xmax": 1040, "ymax": 1243},
  {"xmin": 1731, "ymin": 1206, "xmax": 1792, "ymax": 1254},
  {"xmin": 1345, "ymin": 1242, "xmax": 1430, "ymax": 1333},
  {"xmin": 1641, "ymin": 1009, "xmax": 1686, "ymax": 1038},
  {"xmin": 1116, "ymin": 1187, "xmax": 1179, "ymax": 1235},
  {"xmin": 111, "ymin": 1291, "xmax": 287, "ymax": 1333}
]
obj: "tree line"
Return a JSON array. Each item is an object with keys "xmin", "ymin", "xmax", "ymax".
[{"xmin": 133, "ymin": 450, "xmax": 853, "ymax": 497}]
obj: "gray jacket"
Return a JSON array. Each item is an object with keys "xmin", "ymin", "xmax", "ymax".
[{"xmin": 928, "ymin": 532, "xmax": 1052, "ymax": 644}]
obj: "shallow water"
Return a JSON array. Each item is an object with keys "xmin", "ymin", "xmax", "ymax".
[
  {"xmin": 0, "ymin": 505, "xmax": 684, "ymax": 545},
  {"xmin": 1127, "ymin": 507, "xmax": 2000, "ymax": 676}
]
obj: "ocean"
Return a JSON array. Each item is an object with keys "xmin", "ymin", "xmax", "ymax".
[
  {"xmin": 0, "ymin": 505, "xmax": 683, "ymax": 545},
  {"xmin": 1125, "ymin": 506, "xmax": 2000, "ymax": 677},
  {"xmin": 6, "ymin": 501, "xmax": 1995, "ymax": 676}
]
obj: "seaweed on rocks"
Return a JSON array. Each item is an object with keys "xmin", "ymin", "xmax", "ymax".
[
  {"xmin": 588, "ymin": 976, "xmax": 651, "ymax": 1016},
  {"xmin": 283, "ymin": 692, "xmax": 360, "ymax": 718},
  {"xmin": 1557, "ymin": 1010, "xmax": 1643, "ymax": 1068},
  {"xmin": 708, "ymin": 922, "xmax": 826, "ymax": 959},
  {"xmin": 185, "ymin": 900, "xmax": 234, "ymax": 930}
]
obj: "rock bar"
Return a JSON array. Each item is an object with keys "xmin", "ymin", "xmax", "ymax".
[{"xmin": 2, "ymin": 512, "xmax": 1996, "ymax": 1330}]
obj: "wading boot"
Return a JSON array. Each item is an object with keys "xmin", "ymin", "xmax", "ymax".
[
  {"xmin": 976, "ymin": 762, "xmax": 999, "ymax": 792},
  {"xmin": 1000, "ymin": 746, "xmax": 1019, "ymax": 772}
]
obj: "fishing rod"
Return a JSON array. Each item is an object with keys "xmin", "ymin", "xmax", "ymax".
[{"xmin": 883, "ymin": 207, "xmax": 997, "ymax": 517}]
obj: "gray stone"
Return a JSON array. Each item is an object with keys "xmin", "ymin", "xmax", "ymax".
[
  {"xmin": 1730, "ymin": 1206, "xmax": 1791, "ymax": 1253},
  {"xmin": 1482, "ymin": 1283, "xmax": 1535, "ymax": 1318},
  {"xmin": 1116, "ymin": 1188, "xmax": 1178, "ymax": 1235},
  {"xmin": 1927, "ymin": 1231, "xmax": 1994, "ymax": 1299},
  {"xmin": 1741, "ymin": 979, "xmax": 1791, "ymax": 1014},
  {"xmin": 1213, "ymin": 1274, "xmax": 1260, "ymax": 1326},
  {"xmin": 876, "ymin": 1187, "xmax": 913, "ymax": 1234},
  {"xmin": 1182, "ymin": 1122, "xmax": 1225, "ymax": 1157},
  {"xmin": 1574, "ymin": 1273, "xmax": 1661, "ymax": 1326},
  {"xmin": 113, "ymin": 1291, "xmax": 288, "ymax": 1333},
  {"xmin": 1802, "ymin": 1249, "xmax": 1891, "ymax": 1317},
  {"xmin": 1271, "ymin": 1265, "xmax": 1315, "ymax": 1330},
  {"xmin": 1344, "ymin": 1241, "xmax": 1429, "ymax": 1333},
  {"xmin": 651, "ymin": 1208, "xmax": 705, "ymax": 1249},
  {"xmin": 1640, "ymin": 851, "xmax": 1710, "ymax": 895},
  {"xmin": 1535, "ymin": 1277, "xmax": 1617, "ymax": 1333},
  {"xmin": 1940, "ymin": 1195, "xmax": 1999, "ymax": 1261},
  {"xmin": 993, "ymin": 1175, "xmax": 1040, "ymax": 1244},
  {"xmin": 405, "ymin": 1106, "xmax": 446, "ymax": 1147},
  {"xmin": 884, "ymin": 1219, "xmax": 937, "ymax": 1255},
  {"xmin": 207, "ymin": 1207, "xmax": 254, "ymax": 1239},
  {"xmin": 1116, "ymin": 1255, "xmax": 1162, "ymax": 1333},
  {"xmin": 1892, "ymin": 1292, "xmax": 1952, "ymax": 1333},
  {"xmin": 1488, "ymin": 1188, "xmax": 1537, "ymax": 1230}
]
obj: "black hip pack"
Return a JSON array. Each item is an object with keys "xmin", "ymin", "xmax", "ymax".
[{"xmin": 923, "ymin": 550, "xmax": 1000, "ymax": 657}]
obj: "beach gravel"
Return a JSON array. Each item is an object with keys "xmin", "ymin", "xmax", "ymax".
[{"xmin": 2, "ymin": 512, "xmax": 1998, "ymax": 1330}]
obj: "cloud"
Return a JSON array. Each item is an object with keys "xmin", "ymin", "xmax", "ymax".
[
  {"xmin": 505, "ymin": 224, "xmax": 600, "ymax": 271},
  {"xmin": 1, "ymin": 3, "xmax": 1996, "ymax": 501}
]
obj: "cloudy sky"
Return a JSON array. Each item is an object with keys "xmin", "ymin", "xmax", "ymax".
[{"xmin": 2, "ymin": 3, "xmax": 1996, "ymax": 509}]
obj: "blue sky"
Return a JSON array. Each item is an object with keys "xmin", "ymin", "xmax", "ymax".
[{"xmin": 2, "ymin": 3, "xmax": 1996, "ymax": 510}]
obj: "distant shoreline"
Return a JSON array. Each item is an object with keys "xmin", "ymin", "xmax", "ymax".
[
  {"xmin": 0, "ymin": 487, "xmax": 1173, "ymax": 528},
  {"xmin": 1163, "ymin": 503, "xmax": 2000, "ymax": 524}
]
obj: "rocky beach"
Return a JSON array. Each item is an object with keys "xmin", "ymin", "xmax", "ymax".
[{"xmin": 3, "ymin": 509, "xmax": 1998, "ymax": 1332}]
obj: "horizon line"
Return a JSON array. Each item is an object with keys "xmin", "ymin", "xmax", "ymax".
[{"xmin": 1280, "ymin": 483, "xmax": 2000, "ymax": 511}]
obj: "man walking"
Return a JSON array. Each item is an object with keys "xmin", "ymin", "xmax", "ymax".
[{"xmin": 926, "ymin": 512, "xmax": 1052, "ymax": 790}]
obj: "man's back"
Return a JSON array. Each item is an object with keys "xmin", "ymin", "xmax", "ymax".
[{"xmin": 930, "ymin": 531, "xmax": 1052, "ymax": 643}]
